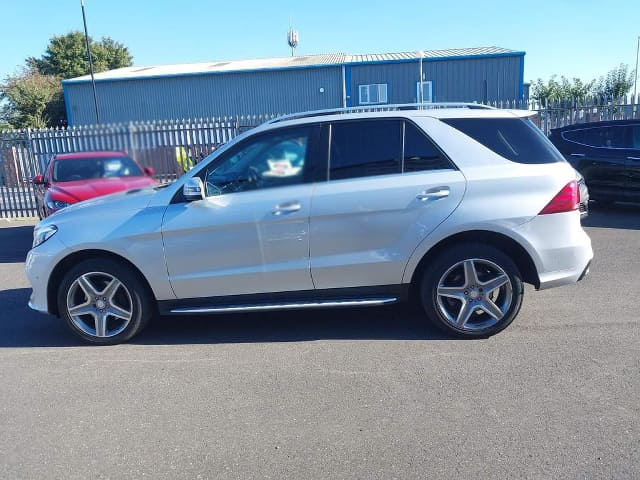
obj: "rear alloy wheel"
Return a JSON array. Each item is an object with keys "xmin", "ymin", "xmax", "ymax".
[
  {"xmin": 58, "ymin": 259, "xmax": 153, "ymax": 344},
  {"xmin": 420, "ymin": 243, "xmax": 524, "ymax": 338}
]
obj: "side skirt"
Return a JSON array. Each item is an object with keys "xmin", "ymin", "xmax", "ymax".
[{"xmin": 158, "ymin": 285, "xmax": 409, "ymax": 316}]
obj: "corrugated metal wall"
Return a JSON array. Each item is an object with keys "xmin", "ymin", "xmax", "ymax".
[
  {"xmin": 348, "ymin": 55, "xmax": 524, "ymax": 105},
  {"xmin": 65, "ymin": 67, "xmax": 343, "ymax": 125},
  {"xmin": 64, "ymin": 55, "xmax": 524, "ymax": 125}
]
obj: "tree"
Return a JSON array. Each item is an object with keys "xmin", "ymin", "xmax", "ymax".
[
  {"xmin": 35, "ymin": 31, "xmax": 132, "ymax": 80},
  {"xmin": 531, "ymin": 64, "xmax": 635, "ymax": 104},
  {"xmin": 593, "ymin": 63, "xmax": 634, "ymax": 99},
  {"xmin": 530, "ymin": 75, "xmax": 594, "ymax": 104},
  {"xmin": 1, "ymin": 32, "xmax": 132, "ymax": 128},
  {"xmin": 0, "ymin": 67, "xmax": 63, "ymax": 128}
]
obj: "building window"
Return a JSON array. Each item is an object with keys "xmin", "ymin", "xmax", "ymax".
[
  {"xmin": 358, "ymin": 84, "xmax": 388, "ymax": 105},
  {"xmin": 416, "ymin": 81, "xmax": 433, "ymax": 103}
]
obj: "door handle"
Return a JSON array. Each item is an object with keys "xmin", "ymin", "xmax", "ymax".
[
  {"xmin": 628, "ymin": 156, "xmax": 640, "ymax": 161},
  {"xmin": 570, "ymin": 153, "xmax": 586, "ymax": 157},
  {"xmin": 416, "ymin": 187, "xmax": 450, "ymax": 201},
  {"xmin": 273, "ymin": 201, "xmax": 301, "ymax": 215}
]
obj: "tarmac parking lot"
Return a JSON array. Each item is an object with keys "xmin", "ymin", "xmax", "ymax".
[{"xmin": 0, "ymin": 205, "xmax": 638, "ymax": 479}]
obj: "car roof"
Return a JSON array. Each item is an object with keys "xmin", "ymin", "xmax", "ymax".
[
  {"xmin": 551, "ymin": 118, "xmax": 640, "ymax": 132},
  {"xmin": 54, "ymin": 151, "xmax": 129, "ymax": 160},
  {"xmin": 260, "ymin": 107, "xmax": 535, "ymax": 131}
]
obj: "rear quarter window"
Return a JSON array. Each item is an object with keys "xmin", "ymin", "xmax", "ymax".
[{"xmin": 443, "ymin": 118, "xmax": 565, "ymax": 164}]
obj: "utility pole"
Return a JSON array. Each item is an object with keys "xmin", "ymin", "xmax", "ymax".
[
  {"xmin": 81, "ymin": 0, "xmax": 100, "ymax": 124},
  {"xmin": 634, "ymin": 35, "xmax": 640, "ymax": 104},
  {"xmin": 418, "ymin": 50, "xmax": 424, "ymax": 105}
]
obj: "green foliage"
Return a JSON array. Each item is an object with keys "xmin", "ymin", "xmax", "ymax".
[
  {"xmin": 37, "ymin": 31, "xmax": 132, "ymax": 80},
  {"xmin": 0, "ymin": 68, "xmax": 63, "ymax": 129},
  {"xmin": 531, "ymin": 64, "xmax": 635, "ymax": 104},
  {"xmin": 1, "ymin": 31, "xmax": 132, "ymax": 129},
  {"xmin": 530, "ymin": 75, "xmax": 594, "ymax": 104},
  {"xmin": 593, "ymin": 63, "xmax": 635, "ymax": 99}
]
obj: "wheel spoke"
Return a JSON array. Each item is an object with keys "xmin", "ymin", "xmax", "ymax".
[
  {"xmin": 437, "ymin": 285, "xmax": 466, "ymax": 300},
  {"xmin": 101, "ymin": 278, "xmax": 122, "ymax": 303},
  {"xmin": 107, "ymin": 304, "xmax": 132, "ymax": 321},
  {"xmin": 463, "ymin": 260, "xmax": 479, "ymax": 286},
  {"xmin": 481, "ymin": 274, "xmax": 509, "ymax": 293},
  {"xmin": 480, "ymin": 297, "xmax": 504, "ymax": 320},
  {"xmin": 94, "ymin": 311, "xmax": 108, "ymax": 337},
  {"xmin": 68, "ymin": 301, "xmax": 95, "ymax": 317},
  {"xmin": 77, "ymin": 274, "xmax": 99, "ymax": 298},
  {"xmin": 455, "ymin": 300, "xmax": 475, "ymax": 327}
]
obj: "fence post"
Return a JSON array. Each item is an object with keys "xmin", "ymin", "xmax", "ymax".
[{"xmin": 128, "ymin": 121, "xmax": 137, "ymax": 160}]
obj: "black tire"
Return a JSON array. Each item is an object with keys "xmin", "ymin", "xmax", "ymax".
[
  {"xmin": 57, "ymin": 258, "xmax": 154, "ymax": 345},
  {"xmin": 420, "ymin": 243, "xmax": 524, "ymax": 338}
]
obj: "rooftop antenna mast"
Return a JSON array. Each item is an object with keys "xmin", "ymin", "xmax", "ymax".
[{"xmin": 287, "ymin": 17, "xmax": 299, "ymax": 57}]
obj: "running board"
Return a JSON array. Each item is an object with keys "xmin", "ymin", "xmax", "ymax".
[{"xmin": 169, "ymin": 297, "xmax": 398, "ymax": 315}]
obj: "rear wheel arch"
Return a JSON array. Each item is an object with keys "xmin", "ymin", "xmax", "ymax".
[
  {"xmin": 408, "ymin": 230, "xmax": 540, "ymax": 302},
  {"xmin": 47, "ymin": 249, "xmax": 157, "ymax": 317}
]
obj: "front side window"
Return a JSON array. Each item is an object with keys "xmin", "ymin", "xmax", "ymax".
[
  {"xmin": 329, "ymin": 120, "xmax": 402, "ymax": 180},
  {"xmin": 204, "ymin": 127, "xmax": 309, "ymax": 196},
  {"xmin": 563, "ymin": 125, "xmax": 633, "ymax": 149},
  {"xmin": 358, "ymin": 84, "xmax": 388, "ymax": 105}
]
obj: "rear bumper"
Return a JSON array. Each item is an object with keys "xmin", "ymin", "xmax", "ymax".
[{"xmin": 513, "ymin": 212, "xmax": 593, "ymax": 290}]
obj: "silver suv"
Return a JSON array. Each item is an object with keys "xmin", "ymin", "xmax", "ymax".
[{"xmin": 26, "ymin": 105, "xmax": 593, "ymax": 344}]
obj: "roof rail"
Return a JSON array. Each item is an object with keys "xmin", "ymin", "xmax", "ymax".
[{"xmin": 265, "ymin": 102, "xmax": 494, "ymax": 124}]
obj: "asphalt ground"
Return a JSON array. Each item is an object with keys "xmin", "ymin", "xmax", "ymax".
[{"xmin": 0, "ymin": 204, "xmax": 638, "ymax": 479}]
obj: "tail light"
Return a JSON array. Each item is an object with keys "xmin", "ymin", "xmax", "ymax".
[{"xmin": 539, "ymin": 181, "xmax": 579, "ymax": 215}]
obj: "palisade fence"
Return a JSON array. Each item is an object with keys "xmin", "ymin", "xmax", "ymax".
[
  {"xmin": 0, "ymin": 115, "xmax": 277, "ymax": 218},
  {"xmin": 1, "ymin": 96, "xmax": 639, "ymax": 218}
]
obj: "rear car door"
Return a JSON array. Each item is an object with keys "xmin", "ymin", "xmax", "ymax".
[
  {"xmin": 309, "ymin": 119, "xmax": 466, "ymax": 289},
  {"xmin": 162, "ymin": 125, "xmax": 320, "ymax": 299}
]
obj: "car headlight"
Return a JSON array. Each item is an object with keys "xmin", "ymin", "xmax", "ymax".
[
  {"xmin": 33, "ymin": 225, "xmax": 58, "ymax": 248},
  {"xmin": 46, "ymin": 200, "xmax": 71, "ymax": 210}
]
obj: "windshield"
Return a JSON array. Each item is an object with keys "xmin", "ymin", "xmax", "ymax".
[{"xmin": 52, "ymin": 156, "xmax": 143, "ymax": 182}]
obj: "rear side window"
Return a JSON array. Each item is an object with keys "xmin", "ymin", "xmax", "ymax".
[
  {"xmin": 329, "ymin": 120, "xmax": 402, "ymax": 180},
  {"xmin": 403, "ymin": 121, "xmax": 454, "ymax": 172},
  {"xmin": 443, "ymin": 118, "xmax": 565, "ymax": 164}
]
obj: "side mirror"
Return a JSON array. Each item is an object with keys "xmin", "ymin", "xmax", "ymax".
[
  {"xmin": 183, "ymin": 177, "xmax": 205, "ymax": 202},
  {"xmin": 144, "ymin": 166, "xmax": 154, "ymax": 177},
  {"xmin": 32, "ymin": 174, "xmax": 45, "ymax": 185}
]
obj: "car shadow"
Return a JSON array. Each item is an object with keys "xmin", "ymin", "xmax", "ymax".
[
  {"xmin": 0, "ymin": 225, "xmax": 34, "ymax": 263},
  {"xmin": 0, "ymin": 288, "xmax": 453, "ymax": 348},
  {"xmin": 582, "ymin": 202, "xmax": 640, "ymax": 230}
]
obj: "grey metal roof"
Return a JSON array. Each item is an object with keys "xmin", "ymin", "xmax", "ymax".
[
  {"xmin": 346, "ymin": 46, "xmax": 517, "ymax": 63},
  {"xmin": 64, "ymin": 46, "xmax": 520, "ymax": 83}
]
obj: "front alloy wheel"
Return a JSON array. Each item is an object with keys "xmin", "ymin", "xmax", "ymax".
[
  {"xmin": 66, "ymin": 272, "xmax": 134, "ymax": 338},
  {"xmin": 58, "ymin": 259, "xmax": 153, "ymax": 344}
]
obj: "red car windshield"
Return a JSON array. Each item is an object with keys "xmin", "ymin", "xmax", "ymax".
[{"xmin": 52, "ymin": 156, "xmax": 143, "ymax": 182}]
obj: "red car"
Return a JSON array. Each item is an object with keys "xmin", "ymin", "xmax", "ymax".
[{"xmin": 32, "ymin": 151, "xmax": 158, "ymax": 218}]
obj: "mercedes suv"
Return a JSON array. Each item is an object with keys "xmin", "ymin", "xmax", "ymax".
[{"xmin": 26, "ymin": 105, "xmax": 593, "ymax": 344}]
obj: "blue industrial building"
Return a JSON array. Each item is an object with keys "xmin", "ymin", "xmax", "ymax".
[{"xmin": 62, "ymin": 46, "xmax": 525, "ymax": 126}]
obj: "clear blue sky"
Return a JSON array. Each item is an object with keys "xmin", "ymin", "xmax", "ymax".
[{"xmin": 1, "ymin": 0, "xmax": 639, "ymax": 85}]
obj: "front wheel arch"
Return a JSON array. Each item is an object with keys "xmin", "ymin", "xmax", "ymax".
[{"xmin": 47, "ymin": 249, "xmax": 157, "ymax": 318}]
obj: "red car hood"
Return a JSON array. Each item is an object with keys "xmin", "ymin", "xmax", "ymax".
[{"xmin": 50, "ymin": 176, "xmax": 158, "ymax": 202}]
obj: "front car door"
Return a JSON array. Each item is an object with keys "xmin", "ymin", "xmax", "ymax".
[
  {"xmin": 560, "ymin": 125, "xmax": 628, "ymax": 200},
  {"xmin": 161, "ymin": 125, "xmax": 320, "ymax": 299},
  {"xmin": 309, "ymin": 119, "xmax": 465, "ymax": 289},
  {"xmin": 624, "ymin": 123, "xmax": 640, "ymax": 201}
]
